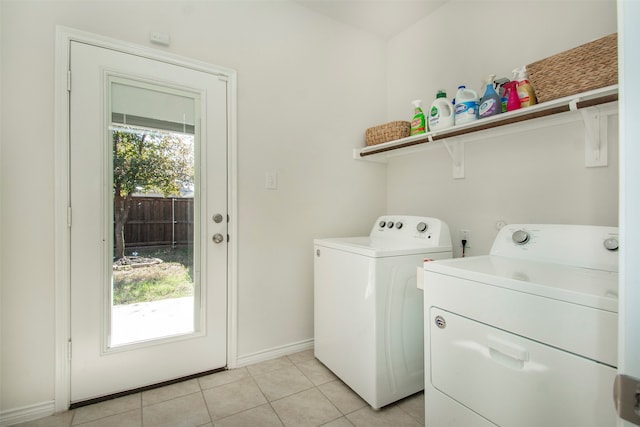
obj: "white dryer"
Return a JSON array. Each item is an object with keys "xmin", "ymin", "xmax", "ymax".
[
  {"xmin": 314, "ymin": 215, "xmax": 452, "ymax": 409},
  {"xmin": 423, "ymin": 224, "xmax": 619, "ymax": 427}
]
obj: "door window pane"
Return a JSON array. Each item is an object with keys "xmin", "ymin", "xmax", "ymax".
[{"xmin": 109, "ymin": 79, "xmax": 199, "ymax": 347}]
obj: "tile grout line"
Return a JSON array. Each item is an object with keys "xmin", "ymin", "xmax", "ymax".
[
  {"xmin": 285, "ymin": 354, "xmax": 349, "ymax": 426},
  {"xmin": 246, "ymin": 353, "xmax": 345, "ymax": 427},
  {"xmin": 196, "ymin": 376, "xmax": 215, "ymax": 427},
  {"xmin": 250, "ymin": 358, "xmax": 298, "ymax": 426},
  {"xmin": 287, "ymin": 353, "xmax": 361, "ymax": 424}
]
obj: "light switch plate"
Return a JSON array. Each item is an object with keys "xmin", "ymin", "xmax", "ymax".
[{"xmin": 265, "ymin": 171, "xmax": 278, "ymax": 189}]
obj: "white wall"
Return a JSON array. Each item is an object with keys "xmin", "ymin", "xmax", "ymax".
[
  {"xmin": 0, "ymin": 0, "xmax": 387, "ymax": 416},
  {"xmin": 385, "ymin": 0, "xmax": 619, "ymax": 256}
]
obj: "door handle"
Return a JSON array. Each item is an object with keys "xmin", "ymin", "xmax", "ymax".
[
  {"xmin": 212, "ymin": 233, "xmax": 224, "ymax": 244},
  {"xmin": 487, "ymin": 336, "xmax": 529, "ymax": 370}
]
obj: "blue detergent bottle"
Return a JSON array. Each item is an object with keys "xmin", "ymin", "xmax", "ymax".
[{"xmin": 478, "ymin": 74, "xmax": 501, "ymax": 119}]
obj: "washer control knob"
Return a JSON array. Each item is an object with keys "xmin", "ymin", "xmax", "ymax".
[
  {"xmin": 395, "ymin": 222, "xmax": 403, "ymax": 229},
  {"xmin": 512, "ymin": 230, "xmax": 530, "ymax": 245},
  {"xmin": 387, "ymin": 221, "xmax": 394, "ymax": 228},
  {"xmin": 379, "ymin": 221, "xmax": 386, "ymax": 228},
  {"xmin": 417, "ymin": 222, "xmax": 428, "ymax": 233},
  {"xmin": 603, "ymin": 237, "xmax": 619, "ymax": 251}
]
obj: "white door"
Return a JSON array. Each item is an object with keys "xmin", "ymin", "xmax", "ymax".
[{"xmin": 69, "ymin": 41, "xmax": 228, "ymax": 403}]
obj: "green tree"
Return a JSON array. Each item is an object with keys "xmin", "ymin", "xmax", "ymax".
[{"xmin": 113, "ymin": 128, "xmax": 193, "ymax": 260}]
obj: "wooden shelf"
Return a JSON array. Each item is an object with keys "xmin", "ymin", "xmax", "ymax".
[{"xmin": 354, "ymin": 85, "xmax": 618, "ymax": 163}]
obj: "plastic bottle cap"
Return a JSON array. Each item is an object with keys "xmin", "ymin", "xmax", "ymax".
[
  {"xmin": 512, "ymin": 66, "xmax": 529, "ymax": 80},
  {"xmin": 482, "ymin": 74, "xmax": 496, "ymax": 88},
  {"xmin": 436, "ymin": 91, "xmax": 447, "ymax": 98}
]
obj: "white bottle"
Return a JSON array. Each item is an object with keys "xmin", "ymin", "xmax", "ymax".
[
  {"xmin": 454, "ymin": 85, "xmax": 479, "ymax": 126},
  {"xmin": 428, "ymin": 90, "xmax": 455, "ymax": 131}
]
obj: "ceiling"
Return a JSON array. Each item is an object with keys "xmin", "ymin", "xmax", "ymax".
[{"xmin": 294, "ymin": 0, "xmax": 448, "ymax": 40}]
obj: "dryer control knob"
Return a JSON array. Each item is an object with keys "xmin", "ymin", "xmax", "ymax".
[
  {"xmin": 603, "ymin": 237, "xmax": 619, "ymax": 251},
  {"xmin": 379, "ymin": 221, "xmax": 386, "ymax": 228},
  {"xmin": 417, "ymin": 222, "xmax": 428, "ymax": 233},
  {"xmin": 512, "ymin": 230, "xmax": 530, "ymax": 245},
  {"xmin": 387, "ymin": 221, "xmax": 394, "ymax": 228},
  {"xmin": 395, "ymin": 222, "xmax": 403, "ymax": 229}
]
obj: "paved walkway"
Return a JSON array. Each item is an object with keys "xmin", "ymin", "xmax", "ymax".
[{"xmin": 111, "ymin": 296, "xmax": 194, "ymax": 346}]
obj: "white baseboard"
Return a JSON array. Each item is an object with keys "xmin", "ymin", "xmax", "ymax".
[
  {"xmin": 0, "ymin": 401, "xmax": 55, "ymax": 427},
  {"xmin": 235, "ymin": 338, "xmax": 314, "ymax": 368}
]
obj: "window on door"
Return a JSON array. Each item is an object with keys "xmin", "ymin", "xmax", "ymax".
[{"xmin": 109, "ymin": 78, "xmax": 199, "ymax": 347}]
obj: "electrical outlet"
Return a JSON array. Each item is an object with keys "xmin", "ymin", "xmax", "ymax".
[{"xmin": 460, "ymin": 229, "xmax": 470, "ymax": 247}]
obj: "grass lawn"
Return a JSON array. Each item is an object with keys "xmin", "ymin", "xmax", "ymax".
[{"xmin": 113, "ymin": 246, "xmax": 194, "ymax": 305}]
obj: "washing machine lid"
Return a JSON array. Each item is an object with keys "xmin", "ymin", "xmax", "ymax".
[
  {"xmin": 314, "ymin": 236, "xmax": 452, "ymax": 257},
  {"xmin": 424, "ymin": 255, "xmax": 618, "ymax": 312}
]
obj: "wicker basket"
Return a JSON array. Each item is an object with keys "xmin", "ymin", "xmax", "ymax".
[
  {"xmin": 365, "ymin": 121, "xmax": 411, "ymax": 146},
  {"xmin": 526, "ymin": 33, "xmax": 618, "ymax": 104}
]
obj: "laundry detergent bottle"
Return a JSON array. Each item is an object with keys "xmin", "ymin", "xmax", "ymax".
[
  {"xmin": 478, "ymin": 74, "xmax": 501, "ymax": 118},
  {"xmin": 410, "ymin": 100, "xmax": 426, "ymax": 135},
  {"xmin": 513, "ymin": 66, "xmax": 537, "ymax": 108},
  {"xmin": 428, "ymin": 90, "xmax": 454, "ymax": 131},
  {"xmin": 454, "ymin": 85, "xmax": 479, "ymax": 126}
]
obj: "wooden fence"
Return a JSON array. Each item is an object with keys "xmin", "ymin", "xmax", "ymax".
[{"xmin": 120, "ymin": 196, "xmax": 194, "ymax": 247}]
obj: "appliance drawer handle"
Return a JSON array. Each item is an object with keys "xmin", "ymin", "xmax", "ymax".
[{"xmin": 487, "ymin": 336, "xmax": 529, "ymax": 368}]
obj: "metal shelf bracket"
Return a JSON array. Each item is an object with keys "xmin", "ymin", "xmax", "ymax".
[
  {"xmin": 579, "ymin": 106, "xmax": 608, "ymax": 167},
  {"xmin": 441, "ymin": 139, "xmax": 465, "ymax": 179}
]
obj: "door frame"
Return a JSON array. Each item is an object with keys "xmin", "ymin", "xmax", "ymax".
[
  {"xmin": 53, "ymin": 26, "xmax": 239, "ymax": 412},
  {"xmin": 617, "ymin": 1, "xmax": 640, "ymax": 426}
]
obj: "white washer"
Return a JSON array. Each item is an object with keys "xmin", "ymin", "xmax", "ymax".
[
  {"xmin": 314, "ymin": 215, "xmax": 452, "ymax": 409},
  {"xmin": 423, "ymin": 224, "xmax": 619, "ymax": 427}
]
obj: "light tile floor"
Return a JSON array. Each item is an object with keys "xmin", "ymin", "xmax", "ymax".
[{"xmin": 16, "ymin": 350, "xmax": 424, "ymax": 427}]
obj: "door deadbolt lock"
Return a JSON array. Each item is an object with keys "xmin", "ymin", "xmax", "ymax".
[
  {"xmin": 213, "ymin": 213, "xmax": 224, "ymax": 223},
  {"xmin": 212, "ymin": 233, "xmax": 224, "ymax": 244}
]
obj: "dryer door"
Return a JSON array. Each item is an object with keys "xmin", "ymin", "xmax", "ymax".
[{"xmin": 429, "ymin": 308, "xmax": 617, "ymax": 427}]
